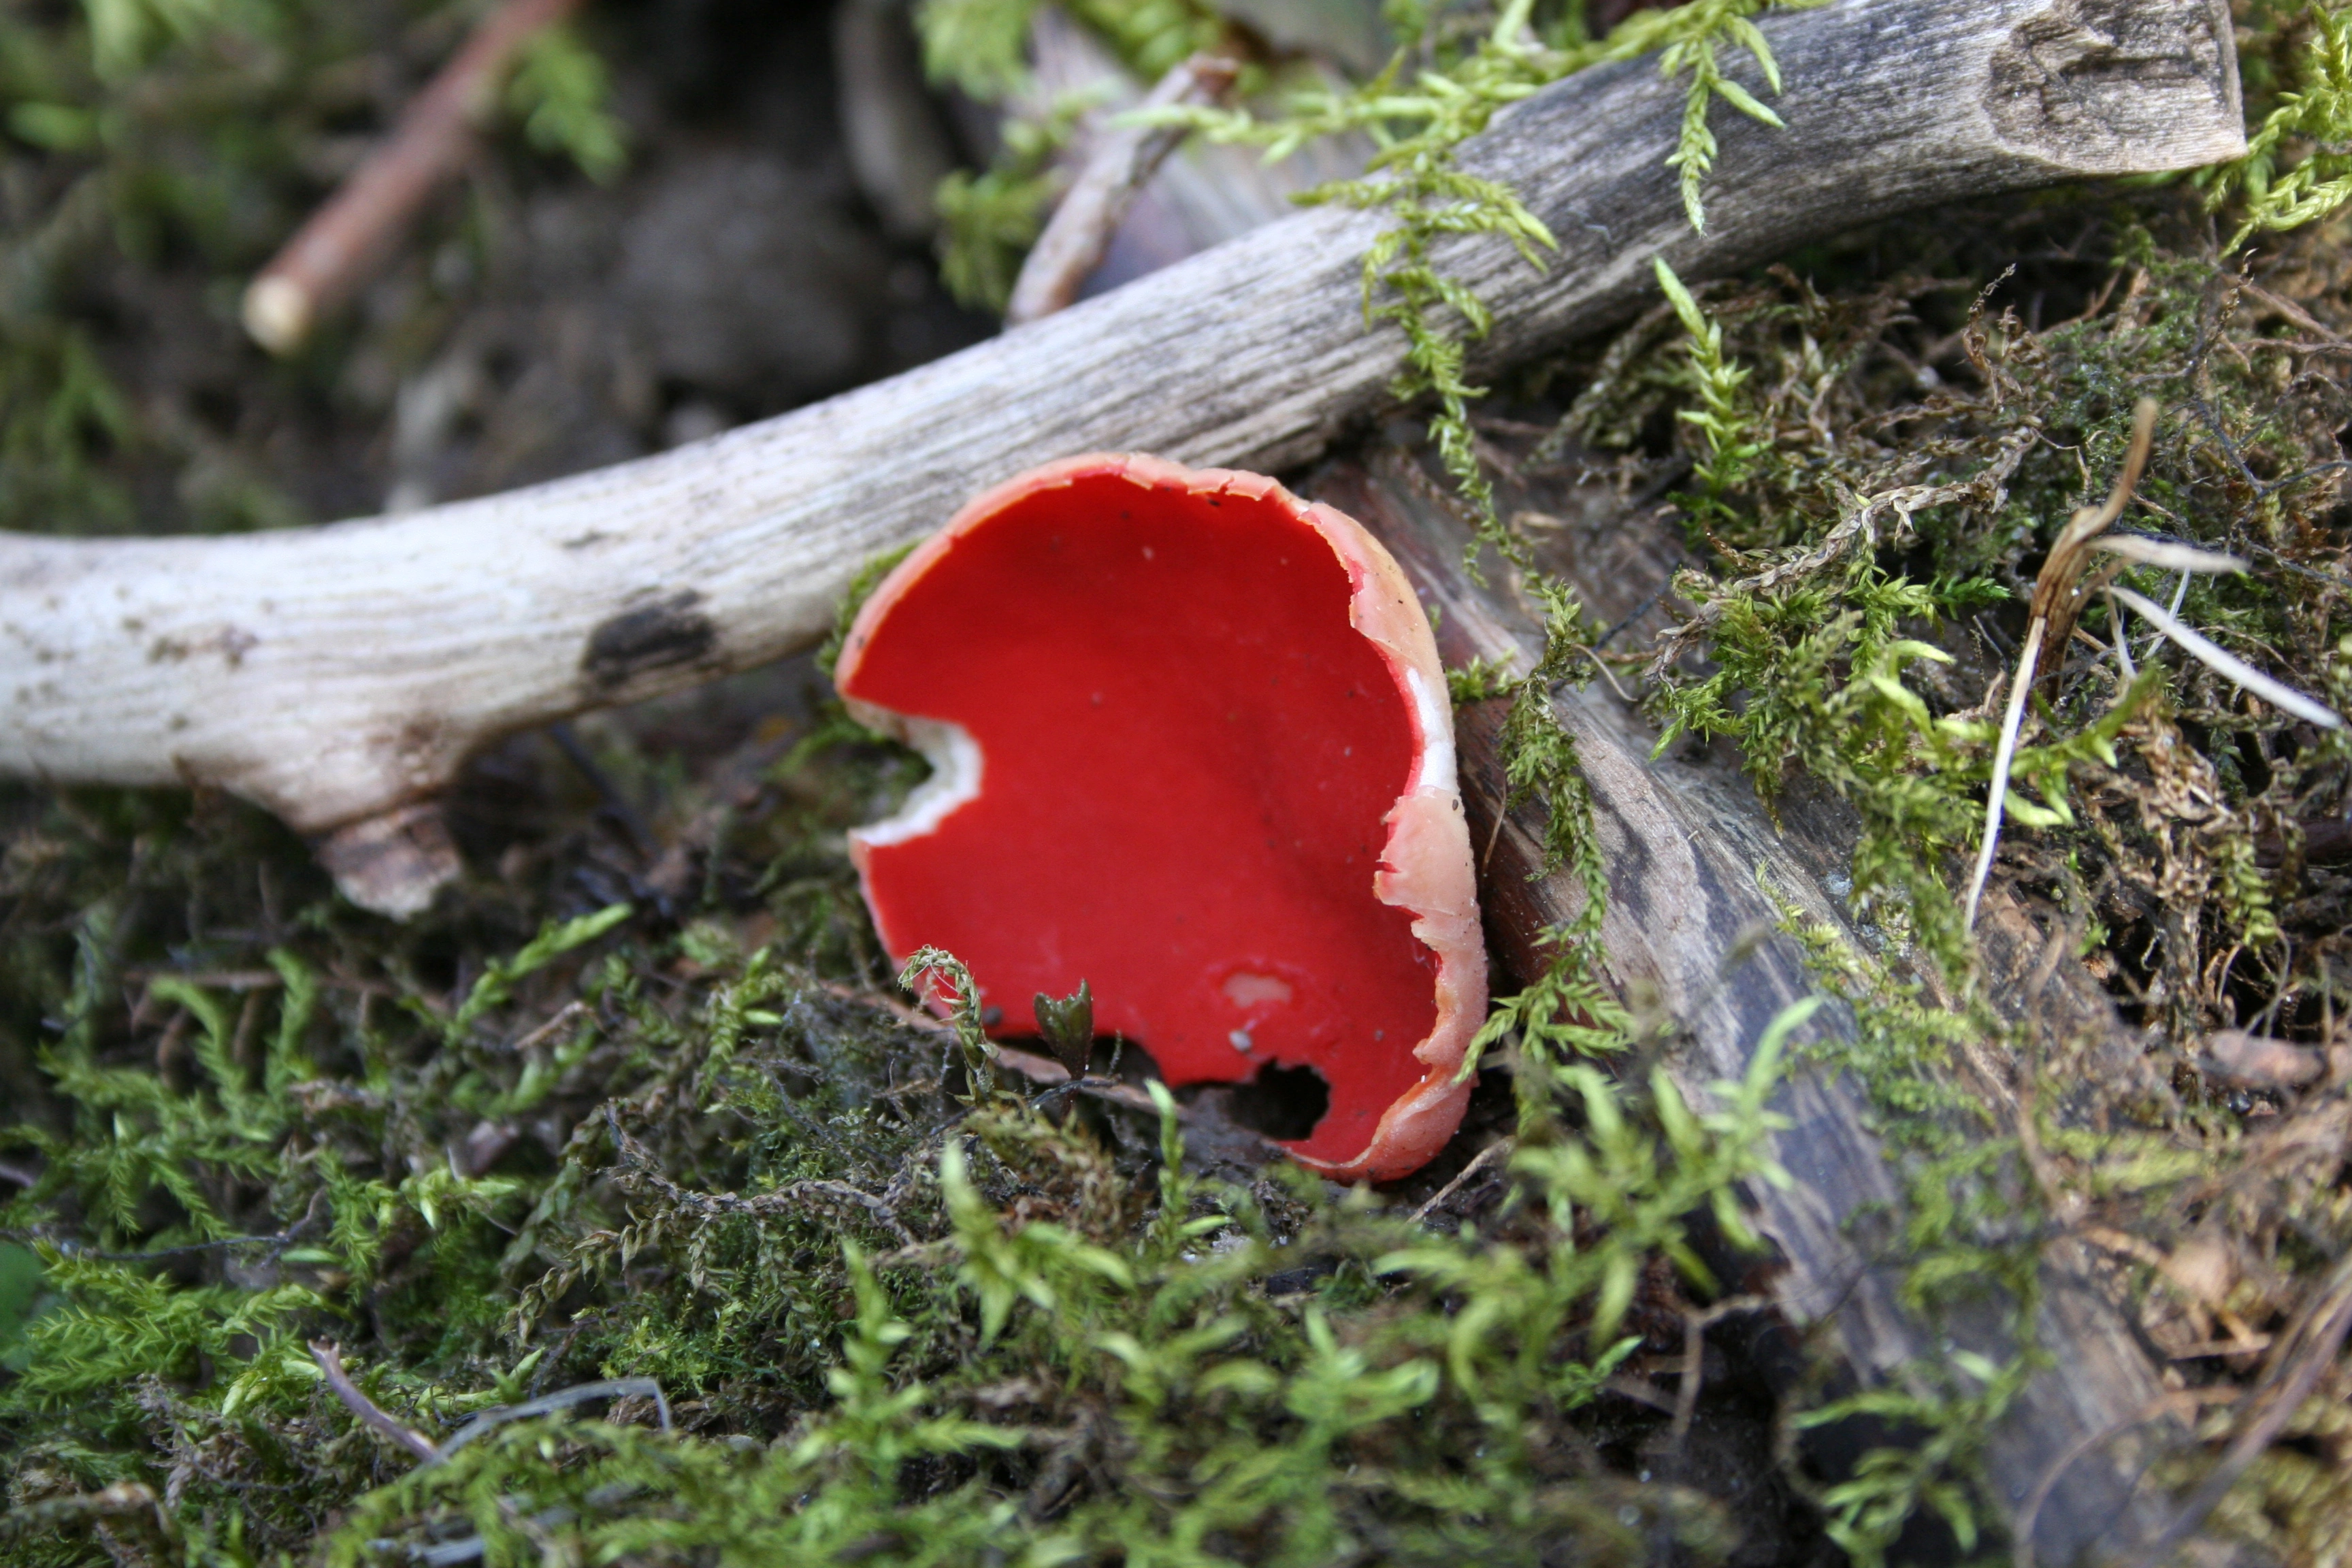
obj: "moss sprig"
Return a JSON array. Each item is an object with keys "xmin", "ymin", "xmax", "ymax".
[{"xmin": 2208, "ymin": 5, "xmax": 2352, "ymax": 248}]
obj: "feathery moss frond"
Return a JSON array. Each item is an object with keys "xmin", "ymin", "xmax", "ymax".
[{"xmin": 2208, "ymin": 5, "xmax": 2352, "ymax": 248}]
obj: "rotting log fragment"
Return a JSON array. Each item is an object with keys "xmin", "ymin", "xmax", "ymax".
[
  {"xmin": 1309, "ymin": 440, "xmax": 2247, "ymax": 1566},
  {"xmin": 0, "ymin": 0, "xmax": 2244, "ymax": 915}
]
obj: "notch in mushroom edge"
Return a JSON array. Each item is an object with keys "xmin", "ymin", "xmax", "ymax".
[{"xmin": 846, "ymin": 709, "xmax": 984, "ymax": 848}]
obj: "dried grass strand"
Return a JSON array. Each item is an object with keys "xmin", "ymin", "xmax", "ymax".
[
  {"xmin": 2108, "ymin": 585, "xmax": 2343, "ymax": 730},
  {"xmin": 1965, "ymin": 615, "xmax": 2044, "ymax": 933},
  {"xmin": 2027, "ymin": 399, "xmax": 2157, "ymax": 687},
  {"xmin": 436, "ymin": 1377, "xmax": 673, "ymax": 1459},
  {"xmin": 2088, "ymin": 536, "xmax": 2249, "ymax": 574},
  {"xmin": 2106, "ymin": 591, "xmax": 2136, "ymax": 679},
  {"xmin": 1974, "ymin": 402, "xmax": 2171, "ymax": 932},
  {"xmin": 310, "ymin": 1340, "xmax": 439, "ymax": 1465}
]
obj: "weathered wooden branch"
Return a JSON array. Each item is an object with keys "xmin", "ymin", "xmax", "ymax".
[
  {"xmin": 1318, "ymin": 440, "xmax": 2240, "ymax": 1565},
  {"xmin": 1, "ymin": 0, "xmax": 2242, "ymax": 914}
]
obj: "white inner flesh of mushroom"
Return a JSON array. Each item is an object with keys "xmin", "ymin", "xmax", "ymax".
[
  {"xmin": 847, "ymin": 710, "xmax": 984, "ymax": 847},
  {"xmin": 1404, "ymin": 668, "xmax": 1454, "ymax": 794}
]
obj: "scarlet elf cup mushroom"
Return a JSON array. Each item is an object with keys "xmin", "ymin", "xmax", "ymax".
[{"xmin": 834, "ymin": 455, "xmax": 1487, "ymax": 1181}]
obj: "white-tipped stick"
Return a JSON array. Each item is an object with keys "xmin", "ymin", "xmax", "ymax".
[
  {"xmin": 242, "ymin": 0, "xmax": 581, "ymax": 354},
  {"xmin": 2088, "ymin": 536, "xmax": 2248, "ymax": 574},
  {"xmin": 2106, "ymin": 592, "xmax": 2136, "ymax": 680},
  {"xmin": 2108, "ymin": 585, "xmax": 2344, "ymax": 730},
  {"xmin": 1966, "ymin": 616, "xmax": 2046, "ymax": 932},
  {"xmin": 2105, "ymin": 539, "xmax": 2242, "ymax": 682},
  {"xmin": 2140, "ymin": 570, "xmax": 2189, "ymax": 662}
]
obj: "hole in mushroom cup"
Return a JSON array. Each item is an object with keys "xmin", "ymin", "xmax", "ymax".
[
  {"xmin": 1223, "ymin": 1060, "xmax": 1333, "ymax": 1144},
  {"xmin": 834, "ymin": 454, "xmax": 1488, "ymax": 1182}
]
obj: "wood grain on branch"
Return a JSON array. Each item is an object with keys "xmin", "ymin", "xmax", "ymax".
[{"xmin": 1, "ymin": 0, "xmax": 2242, "ymax": 913}]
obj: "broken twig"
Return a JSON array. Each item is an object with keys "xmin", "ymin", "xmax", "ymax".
[
  {"xmin": 1005, "ymin": 52, "xmax": 1242, "ymax": 326},
  {"xmin": 243, "ymin": 0, "xmax": 581, "ymax": 354},
  {"xmin": 310, "ymin": 1339, "xmax": 439, "ymax": 1465},
  {"xmin": 435, "ymin": 1377, "xmax": 672, "ymax": 1458}
]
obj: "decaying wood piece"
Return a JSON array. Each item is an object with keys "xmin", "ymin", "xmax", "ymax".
[
  {"xmin": 0, "ymin": 0, "xmax": 2243, "ymax": 914},
  {"xmin": 1316, "ymin": 441, "xmax": 2241, "ymax": 1565}
]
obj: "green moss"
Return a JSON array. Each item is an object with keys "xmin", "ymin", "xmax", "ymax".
[
  {"xmin": 1561, "ymin": 153, "xmax": 2352, "ymax": 1550},
  {"xmin": 0, "ymin": 800, "xmax": 1800, "ymax": 1563},
  {"xmin": 507, "ymin": 23, "xmax": 629, "ymax": 184},
  {"xmin": 934, "ymin": 103, "xmax": 1086, "ymax": 314},
  {"xmin": 0, "ymin": 1246, "xmax": 50, "ymax": 1375},
  {"xmin": 2206, "ymin": 5, "xmax": 2352, "ymax": 246}
]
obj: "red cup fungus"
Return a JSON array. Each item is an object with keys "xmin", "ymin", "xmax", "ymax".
[{"xmin": 834, "ymin": 455, "xmax": 1487, "ymax": 1181}]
